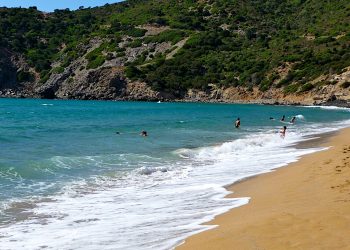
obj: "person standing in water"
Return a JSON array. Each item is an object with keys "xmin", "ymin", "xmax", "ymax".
[
  {"xmin": 280, "ymin": 115, "xmax": 285, "ymax": 122},
  {"xmin": 280, "ymin": 126, "xmax": 287, "ymax": 138},
  {"xmin": 235, "ymin": 118, "xmax": 241, "ymax": 128}
]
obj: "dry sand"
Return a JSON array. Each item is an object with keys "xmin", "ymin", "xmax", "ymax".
[{"xmin": 177, "ymin": 128, "xmax": 350, "ymax": 250}]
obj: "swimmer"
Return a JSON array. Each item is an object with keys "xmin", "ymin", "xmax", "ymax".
[
  {"xmin": 140, "ymin": 130, "xmax": 148, "ymax": 136},
  {"xmin": 235, "ymin": 118, "xmax": 241, "ymax": 128},
  {"xmin": 280, "ymin": 126, "xmax": 287, "ymax": 138},
  {"xmin": 280, "ymin": 115, "xmax": 285, "ymax": 122},
  {"xmin": 290, "ymin": 116, "xmax": 296, "ymax": 124}
]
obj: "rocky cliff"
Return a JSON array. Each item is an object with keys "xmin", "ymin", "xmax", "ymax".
[{"xmin": 1, "ymin": 47, "xmax": 349, "ymax": 107}]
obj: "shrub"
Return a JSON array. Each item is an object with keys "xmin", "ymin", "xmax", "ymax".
[
  {"xmin": 259, "ymin": 78, "xmax": 272, "ymax": 91},
  {"xmin": 283, "ymin": 84, "xmax": 299, "ymax": 94},
  {"xmin": 87, "ymin": 55, "xmax": 105, "ymax": 69},
  {"xmin": 16, "ymin": 71, "xmax": 34, "ymax": 82},
  {"xmin": 314, "ymin": 36, "xmax": 335, "ymax": 45},
  {"xmin": 144, "ymin": 30, "xmax": 186, "ymax": 45},
  {"xmin": 128, "ymin": 39, "xmax": 142, "ymax": 48},
  {"xmin": 39, "ymin": 72, "xmax": 50, "ymax": 84},
  {"xmin": 299, "ymin": 83, "xmax": 314, "ymax": 92},
  {"xmin": 51, "ymin": 66, "xmax": 64, "ymax": 74},
  {"xmin": 125, "ymin": 28, "xmax": 147, "ymax": 37},
  {"xmin": 115, "ymin": 47, "xmax": 126, "ymax": 53},
  {"xmin": 276, "ymin": 70, "xmax": 296, "ymax": 87},
  {"xmin": 116, "ymin": 52, "xmax": 126, "ymax": 57},
  {"xmin": 341, "ymin": 81, "xmax": 350, "ymax": 88},
  {"xmin": 125, "ymin": 65, "xmax": 142, "ymax": 80},
  {"xmin": 86, "ymin": 48, "xmax": 103, "ymax": 61}
]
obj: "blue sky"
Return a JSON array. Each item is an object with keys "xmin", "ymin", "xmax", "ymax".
[{"xmin": 0, "ymin": 0, "xmax": 122, "ymax": 12}]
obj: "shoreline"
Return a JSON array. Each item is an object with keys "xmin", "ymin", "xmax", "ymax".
[
  {"xmin": 1, "ymin": 96, "xmax": 350, "ymax": 109},
  {"xmin": 176, "ymin": 127, "xmax": 350, "ymax": 249}
]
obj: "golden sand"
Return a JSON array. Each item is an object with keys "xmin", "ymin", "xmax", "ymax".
[{"xmin": 177, "ymin": 128, "xmax": 350, "ymax": 250}]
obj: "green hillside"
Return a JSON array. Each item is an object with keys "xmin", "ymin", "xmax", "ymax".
[{"xmin": 0, "ymin": 0, "xmax": 349, "ymax": 97}]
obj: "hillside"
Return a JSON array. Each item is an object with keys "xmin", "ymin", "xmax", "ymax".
[{"xmin": 0, "ymin": 0, "xmax": 349, "ymax": 105}]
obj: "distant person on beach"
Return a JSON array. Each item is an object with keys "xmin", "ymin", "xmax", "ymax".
[
  {"xmin": 280, "ymin": 115, "xmax": 285, "ymax": 122},
  {"xmin": 290, "ymin": 116, "xmax": 296, "ymax": 124},
  {"xmin": 235, "ymin": 118, "xmax": 241, "ymax": 128},
  {"xmin": 280, "ymin": 126, "xmax": 287, "ymax": 138},
  {"xmin": 140, "ymin": 130, "xmax": 148, "ymax": 137}
]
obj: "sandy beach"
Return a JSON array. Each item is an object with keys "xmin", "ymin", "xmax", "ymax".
[{"xmin": 177, "ymin": 128, "xmax": 350, "ymax": 250}]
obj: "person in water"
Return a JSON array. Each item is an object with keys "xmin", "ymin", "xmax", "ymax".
[
  {"xmin": 290, "ymin": 116, "xmax": 296, "ymax": 124},
  {"xmin": 280, "ymin": 115, "xmax": 285, "ymax": 121},
  {"xmin": 140, "ymin": 130, "xmax": 148, "ymax": 136},
  {"xmin": 235, "ymin": 118, "xmax": 241, "ymax": 128},
  {"xmin": 280, "ymin": 126, "xmax": 287, "ymax": 138}
]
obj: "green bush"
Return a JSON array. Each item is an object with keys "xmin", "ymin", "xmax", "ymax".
[
  {"xmin": 128, "ymin": 39, "xmax": 142, "ymax": 48},
  {"xmin": 125, "ymin": 65, "xmax": 142, "ymax": 80},
  {"xmin": 115, "ymin": 47, "xmax": 126, "ymax": 53},
  {"xmin": 283, "ymin": 84, "xmax": 299, "ymax": 94},
  {"xmin": 116, "ymin": 52, "xmax": 126, "ymax": 57},
  {"xmin": 314, "ymin": 36, "xmax": 335, "ymax": 45},
  {"xmin": 144, "ymin": 30, "xmax": 186, "ymax": 45},
  {"xmin": 87, "ymin": 55, "xmax": 105, "ymax": 69},
  {"xmin": 341, "ymin": 81, "xmax": 350, "ymax": 88},
  {"xmin": 39, "ymin": 72, "xmax": 50, "ymax": 84},
  {"xmin": 51, "ymin": 66, "xmax": 65, "ymax": 74},
  {"xmin": 16, "ymin": 71, "xmax": 34, "ymax": 82},
  {"xmin": 125, "ymin": 28, "xmax": 147, "ymax": 37},
  {"xmin": 299, "ymin": 83, "xmax": 314, "ymax": 92},
  {"xmin": 86, "ymin": 47, "xmax": 103, "ymax": 61},
  {"xmin": 283, "ymin": 54, "xmax": 302, "ymax": 62}
]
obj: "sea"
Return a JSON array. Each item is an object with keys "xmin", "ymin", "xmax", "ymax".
[{"xmin": 0, "ymin": 98, "xmax": 349, "ymax": 249}]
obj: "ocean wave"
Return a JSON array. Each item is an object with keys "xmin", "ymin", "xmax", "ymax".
[
  {"xmin": 295, "ymin": 114, "xmax": 305, "ymax": 120},
  {"xmin": 137, "ymin": 166, "xmax": 169, "ymax": 175},
  {"xmin": 302, "ymin": 105, "xmax": 350, "ymax": 111},
  {"xmin": 174, "ymin": 130, "xmax": 301, "ymax": 161}
]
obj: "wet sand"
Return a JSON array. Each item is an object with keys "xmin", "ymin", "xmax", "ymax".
[{"xmin": 177, "ymin": 128, "xmax": 350, "ymax": 250}]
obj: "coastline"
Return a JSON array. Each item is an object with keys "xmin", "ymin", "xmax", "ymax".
[
  {"xmin": 176, "ymin": 127, "xmax": 350, "ymax": 250},
  {"xmin": 1, "ymin": 95, "xmax": 350, "ymax": 109}
]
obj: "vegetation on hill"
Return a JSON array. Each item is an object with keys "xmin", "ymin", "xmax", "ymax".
[{"xmin": 0, "ymin": 0, "xmax": 349, "ymax": 96}]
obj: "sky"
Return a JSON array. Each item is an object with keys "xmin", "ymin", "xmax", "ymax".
[{"xmin": 0, "ymin": 0, "xmax": 123, "ymax": 12}]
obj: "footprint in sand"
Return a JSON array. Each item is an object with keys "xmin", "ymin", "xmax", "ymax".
[{"xmin": 324, "ymin": 160, "xmax": 332, "ymax": 165}]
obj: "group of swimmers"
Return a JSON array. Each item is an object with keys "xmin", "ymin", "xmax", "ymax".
[
  {"xmin": 115, "ymin": 130, "xmax": 148, "ymax": 136},
  {"xmin": 235, "ymin": 114, "xmax": 296, "ymax": 138},
  {"xmin": 278, "ymin": 115, "xmax": 296, "ymax": 124},
  {"xmin": 120, "ymin": 114, "xmax": 295, "ymax": 138}
]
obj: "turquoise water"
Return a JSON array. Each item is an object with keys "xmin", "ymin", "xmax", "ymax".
[{"xmin": 0, "ymin": 98, "xmax": 349, "ymax": 249}]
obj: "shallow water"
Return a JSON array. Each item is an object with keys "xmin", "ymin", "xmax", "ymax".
[{"xmin": 0, "ymin": 98, "xmax": 349, "ymax": 249}]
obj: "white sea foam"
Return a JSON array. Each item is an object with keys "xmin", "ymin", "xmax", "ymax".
[
  {"xmin": 302, "ymin": 105, "xmax": 350, "ymax": 111},
  {"xmin": 1, "ymin": 118, "xmax": 350, "ymax": 249},
  {"xmin": 295, "ymin": 114, "xmax": 305, "ymax": 120}
]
